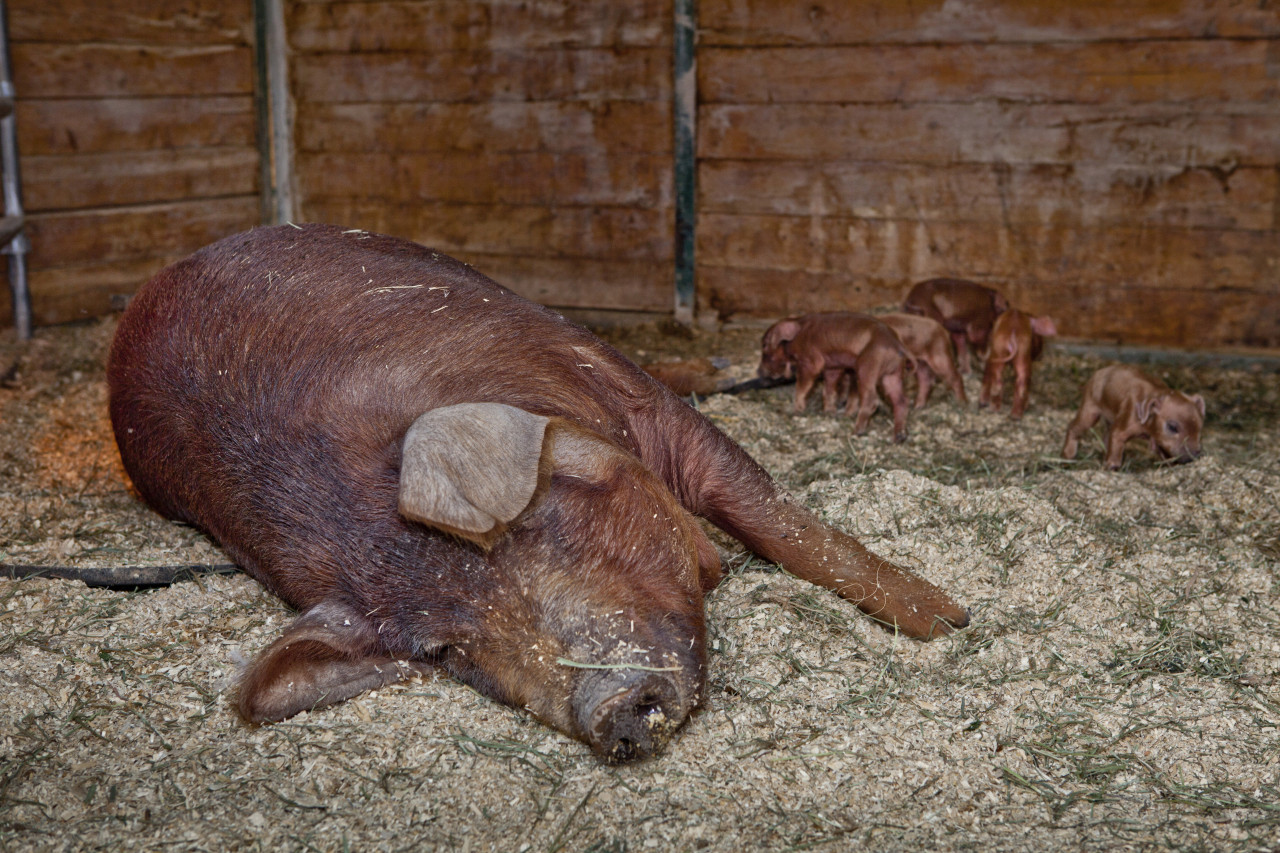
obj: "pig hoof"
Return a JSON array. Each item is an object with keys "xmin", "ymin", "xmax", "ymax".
[{"xmin": 893, "ymin": 431, "xmax": 908, "ymax": 444}]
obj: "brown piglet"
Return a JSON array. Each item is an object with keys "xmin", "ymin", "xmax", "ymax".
[
  {"xmin": 876, "ymin": 313, "xmax": 968, "ymax": 409},
  {"xmin": 108, "ymin": 225, "xmax": 967, "ymax": 763},
  {"xmin": 757, "ymin": 312, "xmax": 913, "ymax": 442},
  {"xmin": 1062, "ymin": 365, "xmax": 1205, "ymax": 470},
  {"xmin": 903, "ymin": 278, "xmax": 1008, "ymax": 374},
  {"xmin": 979, "ymin": 308, "xmax": 1058, "ymax": 419}
]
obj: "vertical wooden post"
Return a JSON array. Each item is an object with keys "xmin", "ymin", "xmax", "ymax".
[
  {"xmin": 673, "ymin": 0, "xmax": 697, "ymax": 325},
  {"xmin": 254, "ymin": 0, "xmax": 295, "ymax": 224}
]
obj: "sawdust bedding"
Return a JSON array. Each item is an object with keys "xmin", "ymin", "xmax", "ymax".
[{"xmin": 1, "ymin": 316, "xmax": 1278, "ymax": 852}]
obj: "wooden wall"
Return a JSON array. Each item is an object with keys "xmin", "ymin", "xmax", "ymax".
[
  {"xmin": 0, "ymin": 0, "xmax": 262, "ymax": 328},
  {"xmin": 696, "ymin": 1, "xmax": 1280, "ymax": 348},
  {"xmin": 4, "ymin": 0, "xmax": 1278, "ymax": 351},
  {"xmin": 289, "ymin": 0, "xmax": 676, "ymax": 314}
]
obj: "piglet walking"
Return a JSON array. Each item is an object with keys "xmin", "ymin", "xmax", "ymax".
[{"xmin": 1062, "ymin": 365, "xmax": 1205, "ymax": 469}]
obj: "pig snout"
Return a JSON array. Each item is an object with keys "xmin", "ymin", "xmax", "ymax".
[{"xmin": 576, "ymin": 667, "xmax": 689, "ymax": 762}]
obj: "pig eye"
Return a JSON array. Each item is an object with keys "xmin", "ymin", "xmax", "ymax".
[{"xmin": 1165, "ymin": 422, "xmax": 1180, "ymax": 434}]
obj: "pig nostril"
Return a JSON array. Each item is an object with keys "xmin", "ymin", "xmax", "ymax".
[{"xmin": 612, "ymin": 738, "xmax": 638, "ymax": 763}]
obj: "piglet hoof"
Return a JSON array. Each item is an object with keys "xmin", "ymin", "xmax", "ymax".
[{"xmin": 893, "ymin": 430, "xmax": 908, "ymax": 444}]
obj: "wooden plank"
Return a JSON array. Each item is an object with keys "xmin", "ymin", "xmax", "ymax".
[
  {"xmin": 701, "ymin": 41, "xmax": 1280, "ymax": 105},
  {"xmin": 17, "ymin": 97, "xmax": 256, "ymax": 157},
  {"xmin": 696, "ymin": 213, "xmax": 1280, "ymax": 292},
  {"xmin": 25, "ymin": 197, "xmax": 260, "ymax": 268},
  {"xmin": 699, "ymin": 161, "xmax": 1276, "ymax": 231},
  {"xmin": 288, "ymin": 0, "xmax": 669, "ymax": 52},
  {"xmin": 24, "ymin": 148, "xmax": 260, "ymax": 211},
  {"xmin": 457, "ymin": 253, "xmax": 671, "ymax": 311},
  {"xmin": 1017, "ymin": 283, "xmax": 1280, "ymax": 348},
  {"xmin": 699, "ymin": 0, "xmax": 1280, "ymax": 47},
  {"xmin": 13, "ymin": 44, "xmax": 254, "ymax": 98},
  {"xmin": 303, "ymin": 200, "xmax": 672, "ymax": 261},
  {"xmin": 698, "ymin": 103, "xmax": 1280, "ymax": 166},
  {"xmin": 296, "ymin": 101, "xmax": 671, "ymax": 154},
  {"xmin": 2, "ymin": 255, "xmax": 187, "ymax": 327},
  {"xmin": 9, "ymin": 0, "xmax": 252, "ymax": 45},
  {"xmin": 695, "ymin": 266, "xmax": 1280, "ymax": 347},
  {"xmin": 292, "ymin": 48, "xmax": 670, "ymax": 104},
  {"xmin": 296, "ymin": 151, "xmax": 669, "ymax": 207}
]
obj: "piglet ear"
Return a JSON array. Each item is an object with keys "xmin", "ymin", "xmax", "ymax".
[
  {"xmin": 238, "ymin": 601, "xmax": 430, "ymax": 723},
  {"xmin": 399, "ymin": 403, "xmax": 550, "ymax": 546},
  {"xmin": 1136, "ymin": 394, "xmax": 1165, "ymax": 424},
  {"xmin": 1190, "ymin": 394, "xmax": 1206, "ymax": 418}
]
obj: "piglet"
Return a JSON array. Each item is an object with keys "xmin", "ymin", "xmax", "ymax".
[
  {"xmin": 757, "ymin": 312, "xmax": 912, "ymax": 442},
  {"xmin": 109, "ymin": 224, "xmax": 967, "ymax": 763},
  {"xmin": 903, "ymin": 278, "xmax": 1008, "ymax": 374},
  {"xmin": 979, "ymin": 308, "xmax": 1057, "ymax": 419},
  {"xmin": 876, "ymin": 313, "xmax": 968, "ymax": 409},
  {"xmin": 1062, "ymin": 364, "xmax": 1205, "ymax": 470}
]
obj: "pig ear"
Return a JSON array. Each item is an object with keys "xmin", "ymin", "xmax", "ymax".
[
  {"xmin": 399, "ymin": 403, "xmax": 550, "ymax": 546},
  {"xmin": 1031, "ymin": 315, "xmax": 1058, "ymax": 337},
  {"xmin": 238, "ymin": 601, "xmax": 430, "ymax": 723},
  {"xmin": 773, "ymin": 319, "xmax": 801, "ymax": 343},
  {"xmin": 1190, "ymin": 394, "xmax": 1206, "ymax": 418},
  {"xmin": 1136, "ymin": 394, "xmax": 1165, "ymax": 424}
]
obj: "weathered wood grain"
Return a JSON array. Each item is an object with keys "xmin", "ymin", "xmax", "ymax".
[
  {"xmin": 9, "ymin": 0, "xmax": 251, "ymax": 44},
  {"xmin": 701, "ymin": 41, "xmax": 1280, "ymax": 105},
  {"xmin": 700, "ymin": 0, "xmax": 1280, "ymax": 46},
  {"xmin": 698, "ymin": 103, "xmax": 1280, "ymax": 166},
  {"xmin": 699, "ymin": 160, "xmax": 1275, "ymax": 231},
  {"xmin": 295, "ymin": 101, "xmax": 671, "ymax": 154},
  {"xmin": 292, "ymin": 48, "xmax": 670, "ymax": 104},
  {"xmin": 459, "ymin": 253, "xmax": 671, "ymax": 311},
  {"xmin": 24, "ymin": 198, "xmax": 260, "ymax": 269},
  {"xmin": 24, "ymin": 149, "xmax": 259, "ymax": 211},
  {"xmin": 697, "ymin": 213, "xmax": 1279, "ymax": 294},
  {"xmin": 305, "ymin": 200, "xmax": 673, "ymax": 261},
  {"xmin": 289, "ymin": 0, "xmax": 669, "ymax": 52},
  {"xmin": 17, "ymin": 97, "xmax": 256, "ymax": 156},
  {"xmin": 297, "ymin": 151, "xmax": 669, "ymax": 207},
  {"xmin": 13, "ymin": 44, "xmax": 254, "ymax": 98}
]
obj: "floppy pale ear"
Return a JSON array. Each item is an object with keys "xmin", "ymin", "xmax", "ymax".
[
  {"xmin": 399, "ymin": 403, "xmax": 550, "ymax": 547},
  {"xmin": 238, "ymin": 601, "xmax": 431, "ymax": 723},
  {"xmin": 1136, "ymin": 394, "xmax": 1165, "ymax": 424},
  {"xmin": 1190, "ymin": 394, "xmax": 1206, "ymax": 418}
]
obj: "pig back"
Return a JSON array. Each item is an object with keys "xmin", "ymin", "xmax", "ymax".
[{"xmin": 108, "ymin": 224, "xmax": 657, "ymax": 603}]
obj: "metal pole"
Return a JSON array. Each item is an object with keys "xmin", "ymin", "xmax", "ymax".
[
  {"xmin": 253, "ymin": 0, "xmax": 295, "ymax": 225},
  {"xmin": 673, "ymin": 0, "xmax": 697, "ymax": 325},
  {"xmin": 0, "ymin": 0, "xmax": 30, "ymax": 340}
]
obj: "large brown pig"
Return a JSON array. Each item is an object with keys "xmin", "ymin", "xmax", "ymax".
[
  {"xmin": 876, "ymin": 313, "xmax": 968, "ymax": 409},
  {"xmin": 979, "ymin": 308, "xmax": 1058, "ymax": 419},
  {"xmin": 757, "ymin": 312, "xmax": 912, "ymax": 442},
  {"xmin": 109, "ymin": 225, "xmax": 967, "ymax": 763},
  {"xmin": 1062, "ymin": 364, "xmax": 1205, "ymax": 470},
  {"xmin": 903, "ymin": 278, "xmax": 1008, "ymax": 374}
]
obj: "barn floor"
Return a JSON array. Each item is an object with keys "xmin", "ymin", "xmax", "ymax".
[{"xmin": 2, "ymin": 316, "xmax": 1279, "ymax": 852}]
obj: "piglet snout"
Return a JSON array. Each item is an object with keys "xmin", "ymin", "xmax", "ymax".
[{"xmin": 576, "ymin": 669, "xmax": 686, "ymax": 763}]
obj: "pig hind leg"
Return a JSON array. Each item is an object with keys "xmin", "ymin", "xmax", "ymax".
[
  {"xmin": 845, "ymin": 360, "xmax": 883, "ymax": 435},
  {"xmin": 1062, "ymin": 399, "xmax": 1103, "ymax": 459}
]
